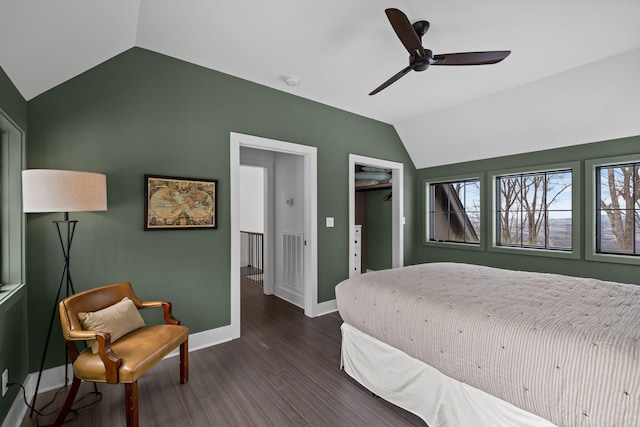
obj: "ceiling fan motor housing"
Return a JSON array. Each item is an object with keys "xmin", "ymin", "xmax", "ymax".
[{"xmin": 412, "ymin": 48, "xmax": 433, "ymax": 71}]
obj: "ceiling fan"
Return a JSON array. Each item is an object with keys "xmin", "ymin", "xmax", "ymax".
[{"xmin": 369, "ymin": 8, "xmax": 511, "ymax": 95}]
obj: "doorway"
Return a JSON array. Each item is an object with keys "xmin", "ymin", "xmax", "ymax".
[
  {"xmin": 230, "ymin": 132, "xmax": 319, "ymax": 338},
  {"xmin": 239, "ymin": 153, "xmax": 275, "ymax": 296},
  {"xmin": 348, "ymin": 154, "xmax": 404, "ymax": 277},
  {"xmin": 239, "ymin": 148, "xmax": 307, "ymax": 305}
]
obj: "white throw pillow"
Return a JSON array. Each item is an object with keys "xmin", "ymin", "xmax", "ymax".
[{"xmin": 78, "ymin": 297, "xmax": 145, "ymax": 354}]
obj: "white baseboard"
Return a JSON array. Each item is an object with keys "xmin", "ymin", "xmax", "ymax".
[
  {"xmin": 1, "ymin": 324, "xmax": 238, "ymax": 427},
  {"xmin": 312, "ymin": 299, "xmax": 338, "ymax": 317},
  {"xmin": 273, "ymin": 291, "xmax": 337, "ymax": 318},
  {"xmin": 1, "ymin": 362, "xmax": 74, "ymax": 427},
  {"xmin": 166, "ymin": 323, "xmax": 237, "ymax": 357},
  {"xmin": 2, "ymin": 379, "xmax": 31, "ymax": 427},
  {"xmin": 275, "ymin": 286, "xmax": 304, "ymax": 309}
]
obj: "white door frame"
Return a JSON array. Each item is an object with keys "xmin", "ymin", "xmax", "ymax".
[
  {"xmin": 349, "ymin": 154, "xmax": 404, "ymax": 276},
  {"xmin": 231, "ymin": 132, "xmax": 319, "ymax": 337}
]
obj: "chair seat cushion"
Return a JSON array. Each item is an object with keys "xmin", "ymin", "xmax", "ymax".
[{"xmin": 72, "ymin": 324, "xmax": 189, "ymax": 383}]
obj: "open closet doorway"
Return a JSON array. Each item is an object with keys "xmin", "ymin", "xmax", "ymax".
[
  {"xmin": 230, "ymin": 132, "xmax": 319, "ymax": 339},
  {"xmin": 348, "ymin": 154, "xmax": 404, "ymax": 277}
]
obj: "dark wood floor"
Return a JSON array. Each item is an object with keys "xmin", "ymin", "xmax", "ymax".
[{"xmin": 21, "ymin": 276, "xmax": 425, "ymax": 426}]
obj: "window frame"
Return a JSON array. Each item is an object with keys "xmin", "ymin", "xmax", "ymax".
[
  {"xmin": 488, "ymin": 161, "xmax": 580, "ymax": 259},
  {"xmin": 585, "ymin": 154, "xmax": 640, "ymax": 266},
  {"xmin": 424, "ymin": 173, "xmax": 485, "ymax": 251},
  {"xmin": 0, "ymin": 107, "xmax": 26, "ymax": 304}
]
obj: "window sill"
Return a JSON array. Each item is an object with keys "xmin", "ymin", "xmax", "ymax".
[
  {"xmin": 423, "ymin": 240, "xmax": 484, "ymax": 251},
  {"xmin": 489, "ymin": 244, "xmax": 579, "ymax": 259},
  {"xmin": 0, "ymin": 283, "xmax": 25, "ymax": 307},
  {"xmin": 585, "ymin": 252, "xmax": 640, "ymax": 266}
]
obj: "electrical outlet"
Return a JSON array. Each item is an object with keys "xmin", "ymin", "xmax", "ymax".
[{"xmin": 2, "ymin": 369, "xmax": 7, "ymax": 396}]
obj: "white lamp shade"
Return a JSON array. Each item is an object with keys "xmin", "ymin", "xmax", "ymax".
[{"xmin": 22, "ymin": 169, "xmax": 107, "ymax": 213}]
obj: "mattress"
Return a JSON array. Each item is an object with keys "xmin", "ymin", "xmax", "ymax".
[{"xmin": 335, "ymin": 263, "xmax": 640, "ymax": 426}]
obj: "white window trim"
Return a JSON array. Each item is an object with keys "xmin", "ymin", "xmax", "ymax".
[
  {"xmin": 585, "ymin": 154, "xmax": 640, "ymax": 266},
  {"xmin": 488, "ymin": 161, "xmax": 581, "ymax": 259},
  {"xmin": 0, "ymin": 107, "xmax": 26, "ymax": 304},
  {"xmin": 424, "ymin": 173, "xmax": 485, "ymax": 251}
]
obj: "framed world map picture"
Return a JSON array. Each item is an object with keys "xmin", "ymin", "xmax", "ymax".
[{"xmin": 144, "ymin": 174, "xmax": 218, "ymax": 230}]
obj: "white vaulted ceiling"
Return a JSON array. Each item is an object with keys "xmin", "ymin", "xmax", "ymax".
[{"xmin": 1, "ymin": 0, "xmax": 639, "ymax": 167}]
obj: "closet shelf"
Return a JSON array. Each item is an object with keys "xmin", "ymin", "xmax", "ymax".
[{"xmin": 355, "ymin": 182, "xmax": 391, "ymax": 192}]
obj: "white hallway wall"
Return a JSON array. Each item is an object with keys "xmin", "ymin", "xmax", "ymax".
[
  {"xmin": 396, "ymin": 48, "xmax": 640, "ymax": 169},
  {"xmin": 239, "ymin": 165, "xmax": 264, "ymax": 234},
  {"xmin": 274, "ymin": 152, "xmax": 305, "ymax": 306}
]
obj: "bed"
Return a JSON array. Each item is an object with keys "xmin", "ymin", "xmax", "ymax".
[{"xmin": 335, "ymin": 263, "xmax": 640, "ymax": 427}]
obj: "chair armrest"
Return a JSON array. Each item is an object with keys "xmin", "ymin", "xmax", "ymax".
[
  {"xmin": 67, "ymin": 329, "xmax": 102, "ymax": 341},
  {"xmin": 66, "ymin": 330, "xmax": 122, "ymax": 384},
  {"xmin": 94, "ymin": 332, "xmax": 123, "ymax": 384},
  {"xmin": 139, "ymin": 300, "xmax": 181, "ymax": 325}
]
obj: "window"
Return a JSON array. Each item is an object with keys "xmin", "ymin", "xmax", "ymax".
[
  {"xmin": 495, "ymin": 169, "xmax": 572, "ymax": 250},
  {"xmin": 427, "ymin": 178, "xmax": 480, "ymax": 244},
  {"xmin": 0, "ymin": 109, "xmax": 26, "ymax": 299},
  {"xmin": 595, "ymin": 162, "xmax": 639, "ymax": 256}
]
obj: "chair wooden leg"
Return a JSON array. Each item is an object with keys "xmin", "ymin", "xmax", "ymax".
[
  {"xmin": 124, "ymin": 381, "xmax": 139, "ymax": 427},
  {"xmin": 53, "ymin": 376, "xmax": 82, "ymax": 427},
  {"xmin": 180, "ymin": 339, "xmax": 189, "ymax": 384}
]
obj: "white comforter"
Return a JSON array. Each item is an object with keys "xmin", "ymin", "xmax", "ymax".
[{"xmin": 335, "ymin": 263, "xmax": 640, "ymax": 426}]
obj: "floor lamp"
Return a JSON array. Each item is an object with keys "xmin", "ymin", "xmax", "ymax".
[{"xmin": 22, "ymin": 169, "xmax": 107, "ymax": 416}]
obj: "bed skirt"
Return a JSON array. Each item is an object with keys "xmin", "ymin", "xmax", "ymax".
[{"xmin": 340, "ymin": 322, "xmax": 556, "ymax": 427}]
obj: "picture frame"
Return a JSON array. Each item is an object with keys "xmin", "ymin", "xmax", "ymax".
[{"xmin": 144, "ymin": 174, "xmax": 218, "ymax": 230}]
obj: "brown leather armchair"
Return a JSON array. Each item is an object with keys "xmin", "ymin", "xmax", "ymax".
[{"xmin": 54, "ymin": 282, "xmax": 189, "ymax": 427}]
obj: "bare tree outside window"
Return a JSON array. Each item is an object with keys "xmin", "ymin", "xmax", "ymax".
[
  {"xmin": 497, "ymin": 170, "xmax": 572, "ymax": 250},
  {"xmin": 596, "ymin": 163, "xmax": 640, "ymax": 255}
]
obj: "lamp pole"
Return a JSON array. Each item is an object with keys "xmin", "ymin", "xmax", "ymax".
[{"xmin": 30, "ymin": 214, "xmax": 77, "ymax": 416}]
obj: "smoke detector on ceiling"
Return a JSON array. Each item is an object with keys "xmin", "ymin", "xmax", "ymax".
[{"xmin": 282, "ymin": 75, "xmax": 300, "ymax": 86}]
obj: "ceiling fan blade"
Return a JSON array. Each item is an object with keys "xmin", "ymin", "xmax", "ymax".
[
  {"xmin": 385, "ymin": 8, "xmax": 425, "ymax": 56},
  {"xmin": 432, "ymin": 51, "xmax": 511, "ymax": 66},
  {"xmin": 369, "ymin": 64, "xmax": 415, "ymax": 96}
]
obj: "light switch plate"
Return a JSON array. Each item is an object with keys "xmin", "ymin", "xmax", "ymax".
[
  {"xmin": 2, "ymin": 369, "xmax": 8, "ymax": 396},
  {"xmin": 326, "ymin": 217, "xmax": 334, "ymax": 227}
]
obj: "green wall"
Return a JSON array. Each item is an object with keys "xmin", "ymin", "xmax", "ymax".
[
  {"xmin": 26, "ymin": 47, "xmax": 416, "ymax": 370},
  {"xmin": 366, "ymin": 188, "xmax": 393, "ymax": 271},
  {"xmin": 0, "ymin": 287, "xmax": 30, "ymax": 424},
  {"xmin": 0, "ymin": 66, "xmax": 27, "ymax": 131},
  {"xmin": 0, "ymin": 66, "xmax": 28, "ymax": 425},
  {"xmin": 0, "ymin": 287, "xmax": 28, "ymax": 422},
  {"xmin": 413, "ymin": 135, "xmax": 640, "ymax": 285}
]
